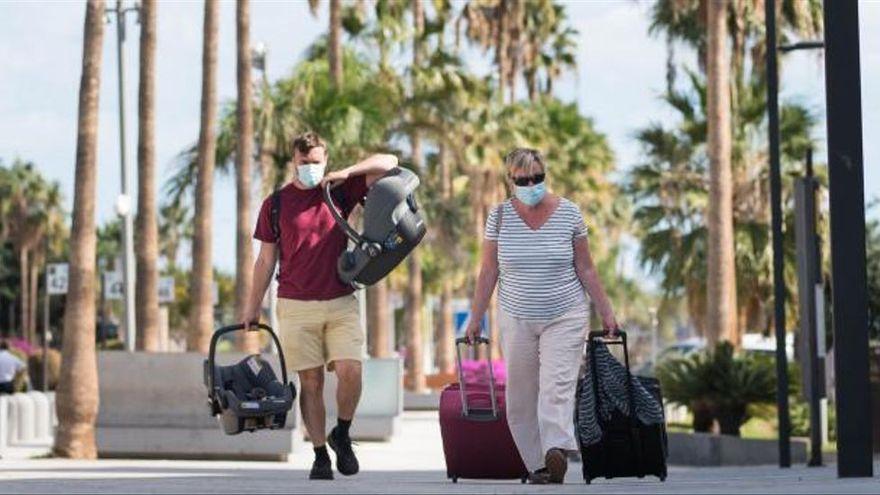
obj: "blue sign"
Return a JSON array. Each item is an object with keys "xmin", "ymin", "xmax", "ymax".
[{"xmin": 454, "ymin": 310, "xmax": 489, "ymax": 338}]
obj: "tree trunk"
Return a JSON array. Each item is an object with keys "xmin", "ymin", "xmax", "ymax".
[
  {"xmin": 367, "ymin": 280, "xmax": 391, "ymax": 358},
  {"xmin": 705, "ymin": 0, "xmax": 737, "ymax": 348},
  {"xmin": 54, "ymin": 0, "xmax": 104, "ymax": 459},
  {"xmin": 328, "ymin": 0, "xmax": 343, "ymax": 88},
  {"xmin": 235, "ymin": 0, "xmax": 257, "ymax": 353},
  {"xmin": 496, "ymin": 0, "xmax": 510, "ymax": 104},
  {"xmin": 135, "ymin": 0, "xmax": 160, "ymax": 352},
  {"xmin": 29, "ymin": 256, "xmax": 39, "ymax": 346},
  {"xmin": 435, "ymin": 143, "xmax": 454, "ymax": 374},
  {"xmin": 188, "ymin": 0, "xmax": 219, "ymax": 354},
  {"xmin": 19, "ymin": 248, "xmax": 29, "ymax": 342}
]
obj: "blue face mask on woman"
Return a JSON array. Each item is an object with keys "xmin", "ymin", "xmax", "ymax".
[
  {"xmin": 297, "ymin": 163, "xmax": 326, "ymax": 189},
  {"xmin": 515, "ymin": 182, "xmax": 546, "ymax": 206}
]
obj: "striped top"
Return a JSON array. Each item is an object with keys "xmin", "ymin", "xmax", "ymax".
[{"xmin": 485, "ymin": 198, "xmax": 589, "ymax": 320}]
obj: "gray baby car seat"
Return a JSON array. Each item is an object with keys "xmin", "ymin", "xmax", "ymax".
[
  {"xmin": 324, "ymin": 167, "xmax": 427, "ymax": 286},
  {"xmin": 204, "ymin": 323, "xmax": 296, "ymax": 435}
]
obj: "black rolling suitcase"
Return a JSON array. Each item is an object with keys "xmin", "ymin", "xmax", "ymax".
[{"xmin": 575, "ymin": 331, "xmax": 668, "ymax": 484}]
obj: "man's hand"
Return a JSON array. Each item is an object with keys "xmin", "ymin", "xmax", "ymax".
[
  {"xmin": 320, "ymin": 168, "xmax": 351, "ymax": 187},
  {"xmin": 241, "ymin": 306, "xmax": 262, "ymax": 330}
]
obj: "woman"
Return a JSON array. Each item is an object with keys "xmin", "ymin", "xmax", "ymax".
[{"xmin": 465, "ymin": 148, "xmax": 619, "ymax": 484}]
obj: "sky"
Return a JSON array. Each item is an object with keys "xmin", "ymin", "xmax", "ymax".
[{"xmin": 0, "ymin": 0, "xmax": 877, "ymax": 277}]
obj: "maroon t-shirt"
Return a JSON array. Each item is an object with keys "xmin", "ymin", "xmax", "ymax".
[{"xmin": 254, "ymin": 176, "xmax": 368, "ymax": 301}]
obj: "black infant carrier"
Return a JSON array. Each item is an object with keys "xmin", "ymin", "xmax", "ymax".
[
  {"xmin": 204, "ymin": 323, "xmax": 296, "ymax": 435},
  {"xmin": 323, "ymin": 167, "xmax": 427, "ymax": 286}
]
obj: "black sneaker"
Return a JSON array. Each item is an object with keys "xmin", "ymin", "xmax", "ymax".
[
  {"xmin": 545, "ymin": 448, "xmax": 568, "ymax": 484},
  {"xmin": 327, "ymin": 427, "xmax": 360, "ymax": 476},
  {"xmin": 309, "ymin": 458, "xmax": 334, "ymax": 480}
]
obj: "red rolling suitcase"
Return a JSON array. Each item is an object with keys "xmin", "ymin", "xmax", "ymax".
[{"xmin": 439, "ymin": 337, "xmax": 529, "ymax": 484}]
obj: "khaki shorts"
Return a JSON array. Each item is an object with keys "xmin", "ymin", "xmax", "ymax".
[{"xmin": 277, "ymin": 294, "xmax": 365, "ymax": 372}]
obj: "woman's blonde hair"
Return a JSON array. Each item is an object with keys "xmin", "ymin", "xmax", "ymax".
[{"xmin": 504, "ymin": 148, "xmax": 546, "ymax": 175}]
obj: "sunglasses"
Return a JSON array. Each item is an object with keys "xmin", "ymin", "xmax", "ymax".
[{"xmin": 511, "ymin": 173, "xmax": 546, "ymax": 187}]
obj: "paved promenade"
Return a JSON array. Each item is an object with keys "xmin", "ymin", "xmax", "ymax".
[{"xmin": 1, "ymin": 412, "xmax": 876, "ymax": 494}]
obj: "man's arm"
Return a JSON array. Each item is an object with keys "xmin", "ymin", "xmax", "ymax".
[
  {"xmin": 241, "ymin": 241, "xmax": 278, "ymax": 325},
  {"xmin": 321, "ymin": 153, "xmax": 399, "ymax": 188}
]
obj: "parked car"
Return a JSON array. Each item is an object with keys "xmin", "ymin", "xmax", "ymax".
[{"xmin": 634, "ymin": 334, "xmax": 794, "ymax": 377}]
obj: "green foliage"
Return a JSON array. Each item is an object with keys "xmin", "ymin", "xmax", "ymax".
[
  {"xmin": 866, "ymin": 200, "xmax": 880, "ymax": 341},
  {"xmin": 657, "ymin": 342, "xmax": 777, "ymax": 436}
]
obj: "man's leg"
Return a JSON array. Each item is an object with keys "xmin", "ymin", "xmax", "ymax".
[
  {"xmin": 298, "ymin": 366, "xmax": 334, "ymax": 480},
  {"xmin": 324, "ymin": 294, "xmax": 365, "ymax": 476},
  {"xmin": 298, "ymin": 366, "xmax": 327, "ymax": 445},
  {"xmin": 333, "ymin": 359, "xmax": 362, "ymax": 422}
]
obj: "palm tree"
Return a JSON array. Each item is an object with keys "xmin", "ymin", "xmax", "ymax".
[
  {"xmin": 704, "ymin": 0, "xmax": 736, "ymax": 347},
  {"xmin": 235, "ymin": 0, "xmax": 257, "ymax": 352},
  {"xmin": 54, "ymin": 0, "xmax": 105, "ymax": 459},
  {"xmin": 404, "ymin": 0, "xmax": 427, "ymax": 393},
  {"xmin": 188, "ymin": 0, "xmax": 219, "ymax": 353},
  {"xmin": 135, "ymin": 0, "xmax": 160, "ymax": 352},
  {"xmin": 308, "ymin": 0, "xmax": 344, "ymax": 88}
]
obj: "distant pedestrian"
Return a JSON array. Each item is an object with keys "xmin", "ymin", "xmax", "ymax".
[
  {"xmin": 465, "ymin": 148, "xmax": 621, "ymax": 484},
  {"xmin": 0, "ymin": 340, "xmax": 26, "ymax": 395}
]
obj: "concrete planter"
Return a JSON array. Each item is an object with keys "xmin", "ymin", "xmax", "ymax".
[
  {"xmin": 313, "ymin": 357, "xmax": 404, "ymax": 441},
  {"xmin": 96, "ymin": 352, "xmax": 299, "ymax": 461},
  {"xmin": 668, "ymin": 432, "xmax": 808, "ymax": 466}
]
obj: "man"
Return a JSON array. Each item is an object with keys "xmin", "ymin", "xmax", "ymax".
[
  {"xmin": 242, "ymin": 131, "xmax": 398, "ymax": 480},
  {"xmin": 0, "ymin": 341, "xmax": 26, "ymax": 395}
]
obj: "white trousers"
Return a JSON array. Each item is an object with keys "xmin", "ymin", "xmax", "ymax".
[{"xmin": 500, "ymin": 304, "xmax": 589, "ymax": 472}]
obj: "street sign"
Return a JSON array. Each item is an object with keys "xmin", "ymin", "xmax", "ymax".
[
  {"xmin": 46, "ymin": 263, "xmax": 69, "ymax": 295},
  {"xmin": 104, "ymin": 272, "xmax": 124, "ymax": 300},
  {"xmin": 158, "ymin": 277, "xmax": 175, "ymax": 304}
]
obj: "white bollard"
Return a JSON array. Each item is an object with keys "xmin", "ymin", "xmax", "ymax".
[
  {"xmin": 7, "ymin": 394, "xmax": 20, "ymax": 446},
  {"xmin": 12, "ymin": 393, "xmax": 36, "ymax": 444},
  {"xmin": 0, "ymin": 395, "xmax": 9, "ymax": 450},
  {"xmin": 27, "ymin": 391, "xmax": 52, "ymax": 444},
  {"xmin": 47, "ymin": 392, "xmax": 57, "ymax": 428}
]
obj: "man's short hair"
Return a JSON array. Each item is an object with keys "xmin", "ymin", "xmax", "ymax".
[{"xmin": 291, "ymin": 131, "xmax": 327, "ymax": 155}]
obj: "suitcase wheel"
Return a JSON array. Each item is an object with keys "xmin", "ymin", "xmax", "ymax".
[
  {"xmin": 451, "ymin": 477, "xmax": 458, "ymax": 484},
  {"xmin": 660, "ymin": 475, "xmax": 667, "ymax": 482},
  {"xmin": 521, "ymin": 476, "xmax": 528, "ymax": 484},
  {"xmin": 585, "ymin": 478, "xmax": 591, "ymax": 485}
]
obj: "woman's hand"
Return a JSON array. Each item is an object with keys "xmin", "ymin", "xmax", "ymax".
[
  {"xmin": 465, "ymin": 319, "xmax": 483, "ymax": 344},
  {"xmin": 602, "ymin": 314, "xmax": 620, "ymax": 337}
]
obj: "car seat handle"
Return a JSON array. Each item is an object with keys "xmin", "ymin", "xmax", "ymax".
[
  {"xmin": 207, "ymin": 323, "xmax": 289, "ymax": 390},
  {"xmin": 323, "ymin": 182, "xmax": 364, "ymax": 245}
]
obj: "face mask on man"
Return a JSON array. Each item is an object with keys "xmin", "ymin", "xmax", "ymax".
[
  {"xmin": 515, "ymin": 182, "xmax": 546, "ymax": 206},
  {"xmin": 297, "ymin": 162, "xmax": 326, "ymax": 189}
]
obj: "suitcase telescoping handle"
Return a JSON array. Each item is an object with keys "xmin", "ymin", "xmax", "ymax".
[
  {"xmin": 455, "ymin": 336, "xmax": 499, "ymax": 422},
  {"xmin": 206, "ymin": 323, "xmax": 289, "ymax": 392}
]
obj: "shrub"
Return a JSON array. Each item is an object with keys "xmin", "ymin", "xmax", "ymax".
[
  {"xmin": 27, "ymin": 348, "xmax": 62, "ymax": 391},
  {"xmin": 657, "ymin": 342, "xmax": 777, "ymax": 436}
]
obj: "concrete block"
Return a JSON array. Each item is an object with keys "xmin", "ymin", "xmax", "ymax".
[
  {"xmin": 404, "ymin": 391, "xmax": 441, "ymax": 411},
  {"xmin": 668, "ymin": 432, "xmax": 808, "ymax": 466},
  {"xmin": 310, "ymin": 358, "xmax": 403, "ymax": 441},
  {"xmin": 97, "ymin": 352, "xmax": 299, "ymax": 461},
  {"xmin": 0, "ymin": 395, "xmax": 8, "ymax": 450},
  {"xmin": 26, "ymin": 392, "xmax": 52, "ymax": 443},
  {"xmin": 12, "ymin": 394, "xmax": 35, "ymax": 444}
]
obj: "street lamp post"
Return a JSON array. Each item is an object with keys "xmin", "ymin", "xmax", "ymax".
[{"xmin": 106, "ymin": 0, "xmax": 140, "ymax": 352}]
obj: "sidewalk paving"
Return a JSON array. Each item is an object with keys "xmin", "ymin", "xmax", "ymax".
[{"xmin": 1, "ymin": 412, "xmax": 876, "ymax": 494}]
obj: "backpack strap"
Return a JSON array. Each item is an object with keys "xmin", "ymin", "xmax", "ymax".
[{"xmin": 270, "ymin": 190, "xmax": 282, "ymax": 276}]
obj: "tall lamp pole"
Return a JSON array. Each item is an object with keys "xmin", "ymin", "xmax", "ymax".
[{"xmin": 106, "ymin": 0, "xmax": 140, "ymax": 351}]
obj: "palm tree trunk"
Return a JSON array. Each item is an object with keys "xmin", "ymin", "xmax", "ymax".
[
  {"xmin": 135, "ymin": 0, "xmax": 160, "ymax": 352},
  {"xmin": 705, "ymin": 0, "xmax": 737, "ymax": 348},
  {"xmin": 435, "ymin": 143, "xmax": 454, "ymax": 374},
  {"xmin": 188, "ymin": 0, "xmax": 219, "ymax": 353},
  {"xmin": 54, "ymin": 0, "xmax": 104, "ymax": 459},
  {"xmin": 29, "ymin": 257, "xmax": 39, "ymax": 346},
  {"xmin": 496, "ymin": 0, "xmax": 510, "ymax": 104},
  {"xmin": 367, "ymin": 281, "xmax": 391, "ymax": 358},
  {"xmin": 235, "ymin": 0, "xmax": 257, "ymax": 353},
  {"xmin": 328, "ymin": 0, "xmax": 343, "ymax": 88},
  {"xmin": 19, "ymin": 248, "xmax": 29, "ymax": 342}
]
